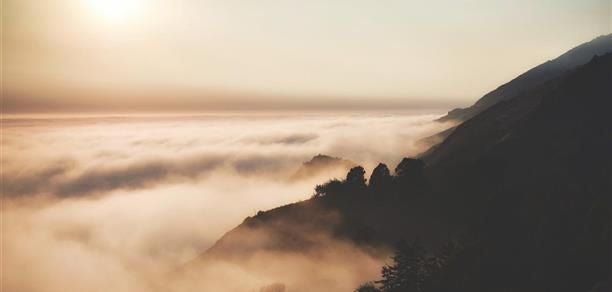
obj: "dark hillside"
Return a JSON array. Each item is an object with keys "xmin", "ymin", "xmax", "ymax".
[
  {"xmin": 197, "ymin": 50, "xmax": 611, "ymax": 292},
  {"xmin": 418, "ymin": 53, "xmax": 611, "ymax": 292}
]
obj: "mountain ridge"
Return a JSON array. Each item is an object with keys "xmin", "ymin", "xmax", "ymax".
[
  {"xmin": 438, "ymin": 34, "xmax": 612, "ymax": 122},
  {"xmin": 193, "ymin": 43, "xmax": 611, "ymax": 292}
]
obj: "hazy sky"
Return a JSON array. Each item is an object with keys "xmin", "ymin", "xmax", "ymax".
[{"xmin": 3, "ymin": 0, "xmax": 611, "ymax": 112}]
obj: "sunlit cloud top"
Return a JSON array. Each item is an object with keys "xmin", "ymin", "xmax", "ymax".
[{"xmin": 3, "ymin": 0, "xmax": 610, "ymax": 112}]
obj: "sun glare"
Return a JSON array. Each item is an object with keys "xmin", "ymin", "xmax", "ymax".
[{"xmin": 87, "ymin": 0, "xmax": 142, "ymax": 23}]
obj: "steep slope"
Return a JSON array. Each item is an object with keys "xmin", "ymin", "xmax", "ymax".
[
  {"xmin": 439, "ymin": 34, "xmax": 611, "ymax": 122},
  {"xmin": 196, "ymin": 51, "xmax": 611, "ymax": 292},
  {"xmin": 422, "ymin": 53, "xmax": 611, "ymax": 292}
]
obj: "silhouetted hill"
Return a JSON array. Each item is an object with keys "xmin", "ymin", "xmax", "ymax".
[
  {"xmin": 204, "ymin": 161, "xmax": 455, "ymax": 261},
  {"xmin": 197, "ymin": 47, "xmax": 611, "ymax": 292},
  {"xmin": 438, "ymin": 34, "xmax": 612, "ymax": 122},
  {"xmin": 289, "ymin": 154, "xmax": 355, "ymax": 181},
  {"xmin": 419, "ymin": 52, "xmax": 611, "ymax": 292}
]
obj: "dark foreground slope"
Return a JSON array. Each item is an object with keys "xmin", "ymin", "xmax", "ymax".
[
  {"xmin": 439, "ymin": 34, "xmax": 611, "ymax": 122},
  {"xmin": 199, "ymin": 54, "xmax": 611, "ymax": 291},
  {"xmin": 420, "ymin": 53, "xmax": 611, "ymax": 292}
]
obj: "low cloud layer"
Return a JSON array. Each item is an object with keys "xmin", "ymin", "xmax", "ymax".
[
  {"xmin": 3, "ymin": 194, "xmax": 386, "ymax": 292},
  {"xmin": 2, "ymin": 112, "xmax": 452, "ymax": 197},
  {"xmin": 1, "ymin": 111, "xmax": 453, "ymax": 292}
]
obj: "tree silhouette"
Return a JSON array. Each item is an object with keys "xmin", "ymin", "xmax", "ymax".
[
  {"xmin": 394, "ymin": 158, "xmax": 427, "ymax": 192},
  {"xmin": 377, "ymin": 239, "xmax": 427, "ymax": 292},
  {"xmin": 369, "ymin": 163, "xmax": 392, "ymax": 193},
  {"xmin": 312, "ymin": 159, "xmax": 430, "ymax": 199},
  {"xmin": 313, "ymin": 179, "xmax": 344, "ymax": 198},
  {"xmin": 355, "ymin": 282, "xmax": 381, "ymax": 292},
  {"xmin": 346, "ymin": 166, "xmax": 367, "ymax": 188},
  {"xmin": 356, "ymin": 238, "xmax": 475, "ymax": 292}
]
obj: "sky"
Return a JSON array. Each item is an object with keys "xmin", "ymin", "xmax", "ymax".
[{"xmin": 2, "ymin": 0, "xmax": 611, "ymax": 112}]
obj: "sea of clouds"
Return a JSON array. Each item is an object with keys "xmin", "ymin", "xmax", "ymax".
[{"xmin": 1, "ymin": 111, "xmax": 453, "ymax": 291}]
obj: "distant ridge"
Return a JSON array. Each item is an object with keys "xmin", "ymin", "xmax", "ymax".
[
  {"xmin": 289, "ymin": 154, "xmax": 355, "ymax": 181},
  {"xmin": 439, "ymin": 34, "xmax": 612, "ymax": 122}
]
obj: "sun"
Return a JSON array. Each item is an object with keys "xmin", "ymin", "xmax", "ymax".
[{"xmin": 86, "ymin": 0, "xmax": 143, "ymax": 23}]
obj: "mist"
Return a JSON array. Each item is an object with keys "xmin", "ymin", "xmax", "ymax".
[{"xmin": 2, "ymin": 111, "xmax": 453, "ymax": 292}]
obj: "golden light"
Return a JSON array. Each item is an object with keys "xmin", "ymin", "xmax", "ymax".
[{"xmin": 86, "ymin": 0, "xmax": 143, "ymax": 23}]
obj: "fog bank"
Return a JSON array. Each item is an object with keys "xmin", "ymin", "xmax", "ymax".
[{"xmin": 2, "ymin": 112, "xmax": 453, "ymax": 291}]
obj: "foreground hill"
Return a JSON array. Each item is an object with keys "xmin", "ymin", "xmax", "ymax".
[
  {"xmin": 197, "ymin": 51, "xmax": 611, "ymax": 291},
  {"xmin": 419, "ymin": 52, "xmax": 611, "ymax": 292}
]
